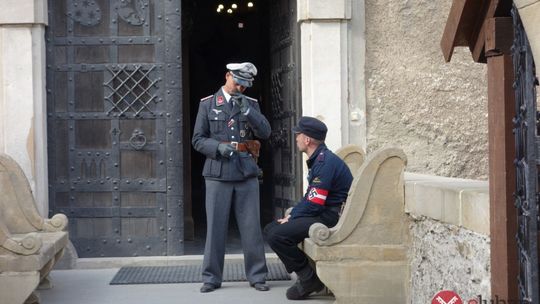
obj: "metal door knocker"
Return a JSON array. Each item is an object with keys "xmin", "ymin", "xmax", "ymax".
[{"xmin": 129, "ymin": 128, "xmax": 147, "ymax": 150}]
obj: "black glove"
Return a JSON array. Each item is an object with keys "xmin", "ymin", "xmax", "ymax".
[
  {"xmin": 217, "ymin": 143, "xmax": 236, "ymax": 158},
  {"xmin": 232, "ymin": 94, "xmax": 249, "ymax": 114}
]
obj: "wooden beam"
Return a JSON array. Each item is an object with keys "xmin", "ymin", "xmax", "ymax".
[
  {"xmin": 486, "ymin": 17, "xmax": 518, "ymax": 302},
  {"xmin": 442, "ymin": 0, "xmax": 513, "ymax": 63},
  {"xmin": 441, "ymin": 0, "xmax": 467, "ymax": 62},
  {"xmin": 441, "ymin": 0, "xmax": 485, "ymax": 62},
  {"xmin": 471, "ymin": 20, "xmax": 487, "ymax": 63},
  {"xmin": 471, "ymin": 0, "xmax": 503, "ymax": 63},
  {"xmin": 485, "ymin": 17, "xmax": 514, "ymax": 56}
]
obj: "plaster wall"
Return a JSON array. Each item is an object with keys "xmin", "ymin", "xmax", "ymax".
[{"xmin": 365, "ymin": 0, "xmax": 488, "ymax": 179}]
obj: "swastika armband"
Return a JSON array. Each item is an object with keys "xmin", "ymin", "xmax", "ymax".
[{"xmin": 307, "ymin": 187, "xmax": 329, "ymax": 205}]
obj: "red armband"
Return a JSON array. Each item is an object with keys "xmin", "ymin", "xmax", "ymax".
[{"xmin": 307, "ymin": 187, "xmax": 329, "ymax": 205}]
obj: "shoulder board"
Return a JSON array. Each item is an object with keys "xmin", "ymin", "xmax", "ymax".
[
  {"xmin": 245, "ymin": 96, "xmax": 258, "ymax": 103},
  {"xmin": 200, "ymin": 95, "xmax": 213, "ymax": 102}
]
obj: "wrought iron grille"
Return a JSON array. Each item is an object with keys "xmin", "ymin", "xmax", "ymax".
[
  {"xmin": 104, "ymin": 65, "xmax": 160, "ymax": 116},
  {"xmin": 512, "ymin": 5, "xmax": 540, "ymax": 303}
]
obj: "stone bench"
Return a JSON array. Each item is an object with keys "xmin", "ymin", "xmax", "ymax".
[
  {"xmin": 334, "ymin": 144, "xmax": 366, "ymax": 175},
  {"xmin": 0, "ymin": 154, "xmax": 69, "ymax": 304},
  {"xmin": 300, "ymin": 146, "xmax": 409, "ymax": 304}
]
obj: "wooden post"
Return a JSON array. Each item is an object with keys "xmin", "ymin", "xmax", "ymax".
[{"xmin": 485, "ymin": 17, "xmax": 518, "ymax": 302}]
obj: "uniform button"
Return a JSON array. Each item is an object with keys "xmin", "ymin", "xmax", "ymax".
[
  {"xmin": 231, "ymin": 127, "xmax": 234, "ymax": 130},
  {"xmin": 232, "ymin": 136, "xmax": 235, "ymax": 139},
  {"xmin": 214, "ymin": 117, "xmax": 218, "ymax": 120}
]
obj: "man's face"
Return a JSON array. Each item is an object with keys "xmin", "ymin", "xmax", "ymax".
[
  {"xmin": 224, "ymin": 72, "xmax": 246, "ymax": 94},
  {"xmin": 295, "ymin": 133, "xmax": 308, "ymax": 153}
]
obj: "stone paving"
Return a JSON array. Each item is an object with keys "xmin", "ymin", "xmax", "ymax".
[{"xmin": 39, "ymin": 255, "xmax": 334, "ymax": 304}]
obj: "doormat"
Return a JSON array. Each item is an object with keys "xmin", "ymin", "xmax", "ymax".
[{"xmin": 110, "ymin": 261, "xmax": 291, "ymax": 285}]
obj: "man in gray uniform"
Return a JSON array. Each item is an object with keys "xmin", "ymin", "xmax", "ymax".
[{"xmin": 192, "ymin": 62, "xmax": 271, "ymax": 293}]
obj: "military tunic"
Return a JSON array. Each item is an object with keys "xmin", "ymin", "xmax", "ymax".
[
  {"xmin": 290, "ymin": 143, "xmax": 353, "ymax": 218},
  {"xmin": 192, "ymin": 87, "xmax": 271, "ymax": 287},
  {"xmin": 264, "ymin": 144, "xmax": 353, "ymax": 273},
  {"xmin": 193, "ymin": 88, "xmax": 271, "ymax": 179}
]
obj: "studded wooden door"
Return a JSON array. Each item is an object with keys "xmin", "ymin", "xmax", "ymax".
[
  {"xmin": 46, "ymin": 0, "xmax": 183, "ymax": 257},
  {"xmin": 269, "ymin": 0, "xmax": 302, "ymax": 217},
  {"xmin": 512, "ymin": 6, "xmax": 540, "ymax": 302}
]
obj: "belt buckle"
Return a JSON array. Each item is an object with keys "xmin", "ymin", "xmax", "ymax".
[{"xmin": 231, "ymin": 141, "xmax": 239, "ymax": 150}]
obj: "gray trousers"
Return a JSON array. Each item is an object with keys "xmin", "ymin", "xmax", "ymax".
[{"xmin": 202, "ymin": 178, "xmax": 268, "ymax": 286}]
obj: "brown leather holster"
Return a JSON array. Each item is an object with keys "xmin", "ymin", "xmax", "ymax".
[
  {"xmin": 223, "ymin": 140, "xmax": 261, "ymax": 162},
  {"xmin": 244, "ymin": 140, "xmax": 261, "ymax": 163}
]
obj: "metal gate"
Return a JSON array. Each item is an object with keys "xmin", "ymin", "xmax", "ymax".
[
  {"xmin": 46, "ymin": 0, "xmax": 183, "ymax": 257},
  {"xmin": 268, "ymin": 0, "xmax": 302, "ymax": 217},
  {"xmin": 512, "ymin": 5, "xmax": 540, "ymax": 303}
]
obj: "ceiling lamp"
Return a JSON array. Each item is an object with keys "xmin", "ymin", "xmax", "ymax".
[
  {"xmin": 231, "ymin": 3, "xmax": 238, "ymax": 9},
  {"xmin": 227, "ymin": 8, "xmax": 233, "ymax": 14},
  {"xmin": 247, "ymin": 2, "xmax": 254, "ymax": 7}
]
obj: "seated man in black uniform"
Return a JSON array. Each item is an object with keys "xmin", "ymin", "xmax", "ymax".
[{"xmin": 264, "ymin": 116, "xmax": 353, "ymax": 300}]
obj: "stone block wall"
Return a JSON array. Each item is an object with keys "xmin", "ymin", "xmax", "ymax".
[
  {"xmin": 405, "ymin": 173, "xmax": 491, "ymax": 303},
  {"xmin": 409, "ymin": 216, "xmax": 490, "ymax": 303}
]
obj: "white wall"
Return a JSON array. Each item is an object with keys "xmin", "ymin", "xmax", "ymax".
[
  {"xmin": 516, "ymin": 0, "xmax": 540, "ymax": 74},
  {"xmin": 0, "ymin": 0, "xmax": 48, "ymax": 215},
  {"xmin": 297, "ymin": 0, "xmax": 366, "ymax": 152}
]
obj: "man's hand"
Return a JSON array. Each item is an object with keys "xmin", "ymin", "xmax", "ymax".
[
  {"xmin": 232, "ymin": 94, "xmax": 250, "ymax": 114},
  {"xmin": 277, "ymin": 215, "xmax": 291, "ymax": 224},
  {"xmin": 217, "ymin": 143, "xmax": 236, "ymax": 158}
]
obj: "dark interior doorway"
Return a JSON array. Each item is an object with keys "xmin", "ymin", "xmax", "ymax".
[{"xmin": 182, "ymin": 0, "xmax": 273, "ymax": 254}]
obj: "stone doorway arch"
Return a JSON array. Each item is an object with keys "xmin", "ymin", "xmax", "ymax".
[{"xmin": 516, "ymin": 0, "xmax": 540, "ymax": 73}]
